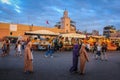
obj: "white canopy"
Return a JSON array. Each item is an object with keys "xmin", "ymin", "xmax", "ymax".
[
  {"xmin": 91, "ymin": 35, "xmax": 105, "ymax": 38},
  {"xmin": 110, "ymin": 37, "xmax": 120, "ymax": 40},
  {"xmin": 60, "ymin": 33, "xmax": 86, "ymax": 38},
  {"xmin": 25, "ymin": 30, "xmax": 59, "ymax": 36}
]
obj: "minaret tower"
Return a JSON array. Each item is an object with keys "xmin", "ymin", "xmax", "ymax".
[{"xmin": 61, "ymin": 9, "xmax": 71, "ymax": 33}]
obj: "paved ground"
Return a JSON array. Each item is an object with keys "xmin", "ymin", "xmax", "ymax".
[{"xmin": 0, "ymin": 45, "xmax": 120, "ymax": 80}]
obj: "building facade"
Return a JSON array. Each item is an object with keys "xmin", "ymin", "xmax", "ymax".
[
  {"xmin": 110, "ymin": 30, "xmax": 120, "ymax": 37},
  {"xmin": 103, "ymin": 25, "xmax": 116, "ymax": 37},
  {"xmin": 0, "ymin": 10, "xmax": 76, "ymax": 39},
  {"xmin": 0, "ymin": 23, "xmax": 62, "ymax": 39}
]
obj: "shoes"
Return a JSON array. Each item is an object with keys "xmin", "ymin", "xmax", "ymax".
[
  {"xmin": 50, "ymin": 56, "xmax": 53, "ymax": 58},
  {"xmin": 70, "ymin": 71, "xmax": 78, "ymax": 74},
  {"xmin": 28, "ymin": 71, "xmax": 34, "ymax": 74},
  {"xmin": 44, "ymin": 55, "xmax": 48, "ymax": 58},
  {"xmin": 95, "ymin": 57, "xmax": 98, "ymax": 60},
  {"xmin": 105, "ymin": 59, "xmax": 108, "ymax": 61},
  {"xmin": 44, "ymin": 55, "xmax": 53, "ymax": 58},
  {"xmin": 24, "ymin": 71, "xmax": 29, "ymax": 74},
  {"xmin": 24, "ymin": 71, "xmax": 34, "ymax": 74},
  {"xmin": 80, "ymin": 73, "xmax": 84, "ymax": 75}
]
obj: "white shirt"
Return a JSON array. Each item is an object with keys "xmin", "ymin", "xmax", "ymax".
[
  {"xmin": 97, "ymin": 46, "xmax": 101, "ymax": 51},
  {"xmin": 17, "ymin": 44, "xmax": 21, "ymax": 51}
]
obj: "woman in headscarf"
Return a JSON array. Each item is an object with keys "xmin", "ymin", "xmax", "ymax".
[
  {"xmin": 24, "ymin": 41, "xmax": 33, "ymax": 74},
  {"xmin": 79, "ymin": 44, "xmax": 89, "ymax": 75},
  {"xmin": 69, "ymin": 40, "xmax": 79, "ymax": 73}
]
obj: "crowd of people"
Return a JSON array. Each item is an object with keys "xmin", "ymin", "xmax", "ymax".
[
  {"xmin": 0, "ymin": 37, "xmax": 120, "ymax": 75},
  {"xmin": 0, "ymin": 37, "xmax": 63, "ymax": 74}
]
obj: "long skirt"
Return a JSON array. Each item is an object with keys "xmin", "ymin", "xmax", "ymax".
[{"xmin": 24, "ymin": 60, "xmax": 33, "ymax": 72}]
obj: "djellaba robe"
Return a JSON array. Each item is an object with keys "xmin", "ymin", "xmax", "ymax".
[
  {"xmin": 69, "ymin": 44, "xmax": 79, "ymax": 72},
  {"xmin": 24, "ymin": 46, "xmax": 33, "ymax": 72},
  {"xmin": 79, "ymin": 46, "xmax": 89, "ymax": 74}
]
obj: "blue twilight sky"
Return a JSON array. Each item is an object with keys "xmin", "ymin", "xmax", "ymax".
[{"xmin": 0, "ymin": 0, "xmax": 120, "ymax": 34}]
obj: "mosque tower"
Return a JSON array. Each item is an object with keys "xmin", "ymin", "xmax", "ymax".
[{"xmin": 61, "ymin": 10, "xmax": 71, "ymax": 33}]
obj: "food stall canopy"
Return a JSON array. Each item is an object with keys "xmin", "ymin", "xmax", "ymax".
[
  {"xmin": 25, "ymin": 30, "xmax": 59, "ymax": 36},
  {"xmin": 110, "ymin": 37, "xmax": 120, "ymax": 40},
  {"xmin": 91, "ymin": 35, "xmax": 105, "ymax": 38},
  {"xmin": 60, "ymin": 33, "xmax": 86, "ymax": 38}
]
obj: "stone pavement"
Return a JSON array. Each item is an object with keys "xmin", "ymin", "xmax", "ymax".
[{"xmin": 0, "ymin": 47, "xmax": 120, "ymax": 80}]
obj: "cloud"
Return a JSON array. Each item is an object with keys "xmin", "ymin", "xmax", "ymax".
[
  {"xmin": 14, "ymin": 8, "xmax": 21, "ymax": 13},
  {"xmin": 0, "ymin": 0, "xmax": 11, "ymax": 5},
  {"xmin": 0, "ymin": 0, "xmax": 120, "ymax": 34}
]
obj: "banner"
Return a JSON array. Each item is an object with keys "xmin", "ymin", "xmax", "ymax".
[{"xmin": 10, "ymin": 24, "xmax": 17, "ymax": 31}]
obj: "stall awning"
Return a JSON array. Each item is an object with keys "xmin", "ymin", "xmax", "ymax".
[
  {"xmin": 60, "ymin": 33, "xmax": 86, "ymax": 38},
  {"xmin": 25, "ymin": 30, "xmax": 59, "ymax": 36},
  {"xmin": 110, "ymin": 37, "xmax": 120, "ymax": 40}
]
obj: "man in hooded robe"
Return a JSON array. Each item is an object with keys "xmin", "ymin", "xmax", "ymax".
[
  {"xmin": 79, "ymin": 44, "xmax": 89, "ymax": 75},
  {"xmin": 24, "ymin": 41, "xmax": 33, "ymax": 74}
]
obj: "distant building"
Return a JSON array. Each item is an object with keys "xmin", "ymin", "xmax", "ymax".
[
  {"xmin": 111, "ymin": 30, "xmax": 120, "ymax": 37},
  {"xmin": 103, "ymin": 25, "xmax": 116, "ymax": 37},
  {"xmin": 92, "ymin": 30, "xmax": 99, "ymax": 36}
]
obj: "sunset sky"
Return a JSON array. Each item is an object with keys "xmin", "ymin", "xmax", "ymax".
[{"xmin": 0, "ymin": 0, "xmax": 120, "ymax": 34}]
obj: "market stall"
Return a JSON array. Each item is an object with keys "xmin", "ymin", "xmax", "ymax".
[
  {"xmin": 61, "ymin": 33, "xmax": 86, "ymax": 38},
  {"xmin": 60, "ymin": 33, "xmax": 86, "ymax": 51},
  {"xmin": 25, "ymin": 30, "xmax": 59, "ymax": 36},
  {"xmin": 25, "ymin": 30, "xmax": 59, "ymax": 50}
]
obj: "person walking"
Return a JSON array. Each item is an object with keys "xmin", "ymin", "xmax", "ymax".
[
  {"xmin": 45, "ymin": 42, "xmax": 54, "ymax": 58},
  {"xmin": 1, "ymin": 40, "xmax": 7, "ymax": 56},
  {"xmin": 15, "ymin": 41, "xmax": 22, "ymax": 56},
  {"xmin": 69, "ymin": 41, "xmax": 79, "ymax": 73},
  {"xmin": 93, "ymin": 42, "xmax": 97, "ymax": 58},
  {"xmin": 79, "ymin": 44, "xmax": 89, "ymax": 75},
  {"xmin": 6, "ymin": 39, "xmax": 10, "ymax": 55},
  {"xmin": 96, "ymin": 44, "xmax": 102, "ymax": 60},
  {"xmin": 21, "ymin": 40, "xmax": 25, "ymax": 50},
  {"xmin": 18, "ymin": 41, "xmax": 22, "ymax": 56},
  {"xmin": 58, "ymin": 40, "xmax": 63, "ymax": 52},
  {"xmin": 24, "ymin": 41, "xmax": 33, "ymax": 74},
  {"xmin": 101, "ymin": 43, "xmax": 107, "ymax": 60}
]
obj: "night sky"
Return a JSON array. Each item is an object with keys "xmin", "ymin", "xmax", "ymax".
[{"xmin": 0, "ymin": 0, "xmax": 120, "ymax": 34}]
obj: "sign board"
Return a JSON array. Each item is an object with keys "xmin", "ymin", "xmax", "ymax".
[{"xmin": 10, "ymin": 24, "xmax": 17, "ymax": 31}]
